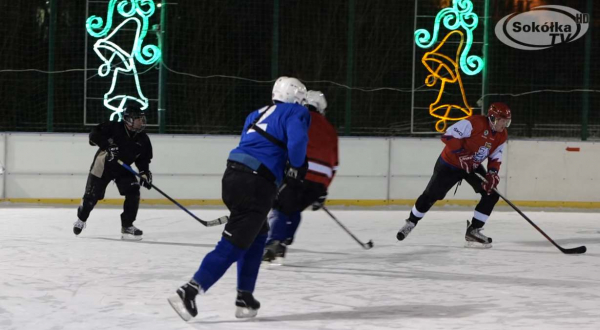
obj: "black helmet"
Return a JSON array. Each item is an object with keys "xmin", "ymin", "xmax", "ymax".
[{"xmin": 123, "ymin": 104, "xmax": 147, "ymax": 133}]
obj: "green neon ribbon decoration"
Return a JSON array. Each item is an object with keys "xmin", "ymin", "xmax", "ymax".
[
  {"xmin": 86, "ymin": 0, "xmax": 161, "ymax": 120},
  {"xmin": 414, "ymin": 0, "xmax": 483, "ymax": 75},
  {"xmin": 87, "ymin": 0, "xmax": 160, "ymax": 65}
]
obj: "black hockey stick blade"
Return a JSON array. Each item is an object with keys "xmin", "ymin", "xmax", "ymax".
[
  {"xmin": 560, "ymin": 245, "xmax": 586, "ymax": 255},
  {"xmin": 475, "ymin": 173, "xmax": 586, "ymax": 255}
]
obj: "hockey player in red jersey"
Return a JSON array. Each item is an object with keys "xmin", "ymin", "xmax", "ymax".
[
  {"xmin": 263, "ymin": 90, "xmax": 339, "ymax": 263},
  {"xmin": 396, "ymin": 102, "xmax": 511, "ymax": 248}
]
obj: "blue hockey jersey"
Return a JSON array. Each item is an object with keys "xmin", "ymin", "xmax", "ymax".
[{"xmin": 228, "ymin": 102, "xmax": 311, "ymax": 185}]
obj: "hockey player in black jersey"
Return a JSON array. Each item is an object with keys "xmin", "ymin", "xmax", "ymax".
[{"xmin": 73, "ymin": 104, "xmax": 153, "ymax": 240}]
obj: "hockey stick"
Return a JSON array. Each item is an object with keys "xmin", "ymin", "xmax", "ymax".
[
  {"xmin": 322, "ymin": 206, "xmax": 374, "ymax": 249},
  {"xmin": 476, "ymin": 173, "xmax": 586, "ymax": 254},
  {"xmin": 118, "ymin": 160, "xmax": 228, "ymax": 227}
]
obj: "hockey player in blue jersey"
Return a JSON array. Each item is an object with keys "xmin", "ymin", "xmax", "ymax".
[{"xmin": 168, "ymin": 77, "xmax": 311, "ymax": 321}]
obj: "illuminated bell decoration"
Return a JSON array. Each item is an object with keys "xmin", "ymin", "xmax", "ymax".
[
  {"xmin": 422, "ymin": 30, "xmax": 473, "ymax": 132},
  {"xmin": 93, "ymin": 17, "xmax": 149, "ymax": 121},
  {"xmin": 86, "ymin": 0, "xmax": 161, "ymax": 121}
]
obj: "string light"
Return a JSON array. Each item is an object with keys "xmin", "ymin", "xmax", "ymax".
[{"xmin": 86, "ymin": 0, "xmax": 161, "ymax": 120}]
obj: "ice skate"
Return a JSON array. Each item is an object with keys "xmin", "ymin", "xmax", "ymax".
[
  {"xmin": 262, "ymin": 240, "xmax": 286, "ymax": 266},
  {"xmin": 396, "ymin": 219, "xmax": 416, "ymax": 241},
  {"xmin": 168, "ymin": 281, "xmax": 200, "ymax": 322},
  {"xmin": 73, "ymin": 219, "xmax": 86, "ymax": 236},
  {"xmin": 465, "ymin": 220, "xmax": 492, "ymax": 248},
  {"xmin": 121, "ymin": 225, "xmax": 143, "ymax": 241},
  {"xmin": 235, "ymin": 290, "xmax": 260, "ymax": 318}
]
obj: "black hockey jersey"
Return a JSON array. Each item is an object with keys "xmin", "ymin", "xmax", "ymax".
[{"xmin": 89, "ymin": 121, "xmax": 153, "ymax": 177}]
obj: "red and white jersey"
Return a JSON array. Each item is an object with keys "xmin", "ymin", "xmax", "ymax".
[
  {"xmin": 305, "ymin": 111, "xmax": 339, "ymax": 188},
  {"xmin": 441, "ymin": 115, "xmax": 507, "ymax": 172}
]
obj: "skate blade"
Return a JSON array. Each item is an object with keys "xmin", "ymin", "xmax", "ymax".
[
  {"xmin": 235, "ymin": 306, "xmax": 258, "ymax": 319},
  {"xmin": 167, "ymin": 295, "xmax": 192, "ymax": 322},
  {"xmin": 261, "ymin": 258, "xmax": 284, "ymax": 267},
  {"xmin": 464, "ymin": 241, "xmax": 492, "ymax": 249},
  {"xmin": 121, "ymin": 234, "xmax": 143, "ymax": 241}
]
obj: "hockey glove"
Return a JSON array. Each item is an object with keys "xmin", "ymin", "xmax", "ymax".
[
  {"xmin": 312, "ymin": 193, "xmax": 327, "ymax": 211},
  {"xmin": 458, "ymin": 154, "xmax": 480, "ymax": 174},
  {"xmin": 107, "ymin": 144, "xmax": 119, "ymax": 162},
  {"xmin": 284, "ymin": 160, "xmax": 308, "ymax": 186},
  {"xmin": 139, "ymin": 170, "xmax": 152, "ymax": 190},
  {"xmin": 481, "ymin": 170, "xmax": 499, "ymax": 195}
]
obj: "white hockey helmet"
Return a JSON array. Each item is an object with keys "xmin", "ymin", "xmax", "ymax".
[
  {"xmin": 304, "ymin": 90, "xmax": 327, "ymax": 115},
  {"xmin": 272, "ymin": 76, "xmax": 307, "ymax": 104}
]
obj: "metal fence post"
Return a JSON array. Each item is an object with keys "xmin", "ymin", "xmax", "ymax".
[
  {"xmin": 481, "ymin": 0, "xmax": 490, "ymax": 115},
  {"xmin": 581, "ymin": 0, "xmax": 593, "ymax": 141},
  {"xmin": 272, "ymin": 0, "xmax": 279, "ymax": 79},
  {"xmin": 345, "ymin": 0, "xmax": 355, "ymax": 136},
  {"xmin": 158, "ymin": 1, "xmax": 168, "ymax": 134},
  {"xmin": 47, "ymin": 0, "xmax": 57, "ymax": 132}
]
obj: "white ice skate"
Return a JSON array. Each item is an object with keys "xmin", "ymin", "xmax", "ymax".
[
  {"xmin": 121, "ymin": 225, "xmax": 143, "ymax": 241},
  {"xmin": 396, "ymin": 219, "xmax": 416, "ymax": 241},
  {"xmin": 168, "ymin": 282, "xmax": 199, "ymax": 321},
  {"xmin": 464, "ymin": 220, "xmax": 492, "ymax": 249},
  {"xmin": 73, "ymin": 219, "xmax": 86, "ymax": 236}
]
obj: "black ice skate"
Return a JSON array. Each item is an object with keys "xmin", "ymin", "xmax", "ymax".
[
  {"xmin": 73, "ymin": 219, "xmax": 86, "ymax": 236},
  {"xmin": 262, "ymin": 240, "xmax": 286, "ymax": 265},
  {"xmin": 396, "ymin": 219, "xmax": 416, "ymax": 241},
  {"xmin": 168, "ymin": 281, "xmax": 200, "ymax": 321},
  {"xmin": 235, "ymin": 290, "xmax": 260, "ymax": 319},
  {"xmin": 121, "ymin": 225, "xmax": 143, "ymax": 241},
  {"xmin": 465, "ymin": 220, "xmax": 492, "ymax": 248}
]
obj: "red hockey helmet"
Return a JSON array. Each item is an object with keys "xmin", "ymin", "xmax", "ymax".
[{"xmin": 488, "ymin": 102, "xmax": 511, "ymax": 132}]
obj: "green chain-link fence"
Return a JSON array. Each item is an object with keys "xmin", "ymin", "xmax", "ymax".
[{"xmin": 0, "ymin": 0, "xmax": 598, "ymax": 139}]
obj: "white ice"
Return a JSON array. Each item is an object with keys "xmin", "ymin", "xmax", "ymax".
[{"xmin": 1, "ymin": 206, "xmax": 599, "ymax": 330}]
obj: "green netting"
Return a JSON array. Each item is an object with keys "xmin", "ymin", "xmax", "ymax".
[{"xmin": 0, "ymin": 0, "xmax": 598, "ymax": 139}]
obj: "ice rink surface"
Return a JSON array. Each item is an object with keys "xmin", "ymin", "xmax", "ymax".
[{"xmin": 1, "ymin": 206, "xmax": 599, "ymax": 330}]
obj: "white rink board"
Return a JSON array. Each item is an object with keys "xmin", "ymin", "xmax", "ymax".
[
  {"xmin": 0, "ymin": 133, "xmax": 5, "ymax": 199},
  {"xmin": 506, "ymin": 140, "xmax": 600, "ymax": 201},
  {"xmin": 1, "ymin": 133, "xmax": 599, "ymax": 202}
]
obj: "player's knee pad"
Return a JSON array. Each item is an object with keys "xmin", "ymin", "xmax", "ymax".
[
  {"xmin": 120, "ymin": 182, "xmax": 140, "ymax": 197},
  {"xmin": 422, "ymin": 191, "xmax": 443, "ymax": 206},
  {"xmin": 216, "ymin": 237, "xmax": 246, "ymax": 262},
  {"xmin": 81, "ymin": 196, "xmax": 98, "ymax": 208},
  {"xmin": 125, "ymin": 192, "xmax": 140, "ymax": 200},
  {"xmin": 248, "ymin": 234, "xmax": 268, "ymax": 255},
  {"xmin": 84, "ymin": 188, "xmax": 105, "ymax": 201},
  {"xmin": 123, "ymin": 188, "xmax": 141, "ymax": 201},
  {"xmin": 483, "ymin": 191, "xmax": 500, "ymax": 205}
]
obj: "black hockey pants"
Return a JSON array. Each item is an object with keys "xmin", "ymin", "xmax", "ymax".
[
  {"xmin": 414, "ymin": 157, "xmax": 500, "ymax": 218},
  {"xmin": 77, "ymin": 171, "xmax": 140, "ymax": 228},
  {"xmin": 221, "ymin": 163, "xmax": 277, "ymax": 249}
]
